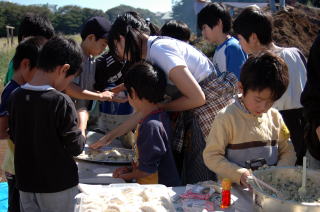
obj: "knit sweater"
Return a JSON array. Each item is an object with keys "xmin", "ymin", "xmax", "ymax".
[{"xmin": 203, "ymin": 98, "xmax": 296, "ymax": 185}]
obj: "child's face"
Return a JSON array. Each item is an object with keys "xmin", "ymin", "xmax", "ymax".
[
  {"xmin": 87, "ymin": 35, "xmax": 108, "ymax": 56},
  {"xmin": 114, "ymin": 35, "xmax": 128, "ymax": 61},
  {"xmin": 201, "ymin": 23, "xmax": 220, "ymax": 44},
  {"xmin": 241, "ymin": 88, "xmax": 274, "ymax": 116},
  {"xmin": 237, "ymin": 34, "xmax": 254, "ymax": 55}
]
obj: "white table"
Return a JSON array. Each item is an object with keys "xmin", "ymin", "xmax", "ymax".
[
  {"xmin": 77, "ymin": 131, "xmax": 128, "ymax": 184},
  {"xmin": 76, "ymin": 132, "xmax": 254, "ymax": 211},
  {"xmin": 168, "ymin": 185, "xmax": 253, "ymax": 212},
  {"xmin": 75, "ymin": 184, "xmax": 254, "ymax": 212}
]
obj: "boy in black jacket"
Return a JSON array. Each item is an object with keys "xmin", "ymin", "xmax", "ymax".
[{"xmin": 8, "ymin": 36, "xmax": 86, "ymax": 212}]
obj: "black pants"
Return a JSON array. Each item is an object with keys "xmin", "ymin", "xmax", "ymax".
[
  {"xmin": 6, "ymin": 173, "xmax": 20, "ymax": 212},
  {"xmin": 280, "ymin": 108, "xmax": 306, "ymax": 165}
]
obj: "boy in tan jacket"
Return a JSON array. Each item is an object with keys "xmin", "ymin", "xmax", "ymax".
[{"xmin": 203, "ymin": 52, "xmax": 296, "ymax": 187}]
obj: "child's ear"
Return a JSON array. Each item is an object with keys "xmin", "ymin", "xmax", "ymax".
[
  {"xmin": 249, "ymin": 33, "xmax": 258, "ymax": 44},
  {"xmin": 130, "ymin": 87, "xmax": 137, "ymax": 99},
  {"xmin": 58, "ymin": 64, "xmax": 70, "ymax": 77},
  {"xmin": 20, "ymin": 58, "xmax": 31, "ymax": 70},
  {"xmin": 218, "ymin": 19, "xmax": 223, "ymax": 28},
  {"xmin": 237, "ymin": 82, "xmax": 244, "ymax": 94},
  {"xmin": 87, "ymin": 34, "xmax": 96, "ymax": 41}
]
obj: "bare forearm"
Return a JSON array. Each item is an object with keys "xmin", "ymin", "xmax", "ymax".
[
  {"xmin": 108, "ymin": 111, "xmax": 143, "ymax": 140},
  {"xmin": 119, "ymin": 169, "xmax": 150, "ymax": 181},
  {"xmin": 65, "ymin": 83, "xmax": 106, "ymax": 101},
  {"xmin": 162, "ymin": 95, "xmax": 206, "ymax": 111}
]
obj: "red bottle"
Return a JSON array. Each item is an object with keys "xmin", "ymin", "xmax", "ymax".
[{"xmin": 221, "ymin": 178, "xmax": 231, "ymax": 208}]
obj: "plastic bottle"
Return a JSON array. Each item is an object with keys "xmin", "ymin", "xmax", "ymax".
[{"xmin": 220, "ymin": 178, "xmax": 231, "ymax": 208}]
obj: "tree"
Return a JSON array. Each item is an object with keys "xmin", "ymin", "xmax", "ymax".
[
  {"xmin": 172, "ymin": 0, "xmax": 197, "ymax": 32},
  {"xmin": 52, "ymin": 6, "xmax": 107, "ymax": 35},
  {"xmin": 106, "ymin": 5, "xmax": 164, "ymax": 27}
]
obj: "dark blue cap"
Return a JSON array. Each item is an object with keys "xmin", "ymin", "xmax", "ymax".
[{"xmin": 81, "ymin": 16, "xmax": 111, "ymax": 40}]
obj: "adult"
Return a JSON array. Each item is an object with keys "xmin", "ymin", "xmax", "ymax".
[
  {"xmin": 301, "ymin": 32, "xmax": 320, "ymax": 168},
  {"xmin": 91, "ymin": 12, "xmax": 238, "ymax": 184}
]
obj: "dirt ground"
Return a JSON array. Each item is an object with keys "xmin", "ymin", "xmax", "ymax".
[{"xmin": 272, "ymin": 4, "xmax": 320, "ymax": 57}]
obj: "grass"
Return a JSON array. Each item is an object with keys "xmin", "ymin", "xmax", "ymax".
[
  {"xmin": 0, "ymin": 37, "xmax": 17, "ymax": 91},
  {"xmin": 0, "ymin": 35, "xmax": 81, "ymax": 92}
]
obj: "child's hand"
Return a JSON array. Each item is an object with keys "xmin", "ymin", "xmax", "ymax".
[
  {"xmin": 98, "ymin": 90, "xmax": 115, "ymax": 101},
  {"xmin": 89, "ymin": 134, "xmax": 112, "ymax": 149},
  {"xmin": 240, "ymin": 170, "xmax": 251, "ymax": 188},
  {"xmin": 113, "ymin": 167, "xmax": 131, "ymax": 178}
]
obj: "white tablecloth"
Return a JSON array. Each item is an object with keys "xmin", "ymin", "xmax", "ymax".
[
  {"xmin": 77, "ymin": 132, "xmax": 127, "ymax": 184},
  {"xmin": 76, "ymin": 132, "xmax": 254, "ymax": 211}
]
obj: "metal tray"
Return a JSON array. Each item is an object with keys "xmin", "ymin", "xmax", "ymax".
[{"xmin": 76, "ymin": 146, "xmax": 133, "ymax": 164}]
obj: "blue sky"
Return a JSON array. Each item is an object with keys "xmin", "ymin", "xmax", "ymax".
[{"xmin": 4, "ymin": 0, "xmax": 173, "ymax": 12}]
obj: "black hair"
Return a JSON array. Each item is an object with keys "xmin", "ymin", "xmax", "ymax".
[
  {"xmin": 124, "ymin": 61, "xmax": 167, "ymax": 104},
  {"xmin": 12, "ymin": 36, "xmax": 47, "ymax": 71},
  {"xmin": 161, "ymin": 20, "xmax": 191, "ymax": 42},
  {"xmin": 108, "ymin": 12, "xmax": 150, "ymax": 63},
  {"xmin": 233, "ymin": 6, "xmax": 273, "ymax": 45},
  {"xmin": 240, "ymin": 52, "xmax": 289, "ymax": 101},
  {"xmin": 148, "ymin": 22, "xmax": 160, "ymax": 36},
  {"xmin": 197, "ymin": 3, "xmax": 231, "ymax": 33},
  {"xmin": 37, "ymin": 36, "xmax": 83, "ymax": 77},
  {"xmin": 18, "ymin": 13, "xmax": 55, "ymax": 43}
]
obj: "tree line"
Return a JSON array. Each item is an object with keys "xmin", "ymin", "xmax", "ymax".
[
  {"xmin": 1, "ymin": 0, "xmax": 318, "ymax": 38},
  {"xmin": 0, "ymin": 1, "xmax": 166, "ymax": 37}
]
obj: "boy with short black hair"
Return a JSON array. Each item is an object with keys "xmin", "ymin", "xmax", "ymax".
[
  {"xmin": 0, "ymin": 36, "xmax": 47, "ymax": 212},
  {"xmin": 197, "ymin": 2, "xmax": 247, "ymax": 79},
  {"xmin": 233, "ymin": 6, "xmax": 307, "ymax": 165},
  {"xmin": 91, "ymin": 62, "xmax": 180, "ymax": 187},
  {"xmin": 8, "ymin": 36, "xmax": 86, "ymax": 212},
  {"xmin": 4, "ymin": 13, "xmax": 55, "ymax": 86},
  {"xmin": 65, "ymin": 16, "xmax": 123, "ymax": 136},
  {"xmin": 160, "ymin": 20, "xmax": 191, "ymax": 42},
  {"xmin": 203, "ymin": 52, "xmax": 296, "ymax": 187}
]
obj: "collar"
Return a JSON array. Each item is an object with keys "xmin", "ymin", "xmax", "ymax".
[
  {"xmin": 139, "ymin": 109, "xmax": 164, "ymax": 124},
  {"xmin": 234, "ymin": 95, "xmax": 251, "ymax": 114},
  {"xmin": 21, "ymin": 83, "xmax": 55, "ymax": 91}
]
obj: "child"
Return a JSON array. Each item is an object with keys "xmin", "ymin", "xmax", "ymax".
[
  {"xmin": 91, "ymin": 62, "xmax": 180, "ymax": 187},
  {"xmin": 8, "ymin": 36, "xmax": 86, "ymax": 212},
  {"xmin": 160, "ymin": 20, "xmax": 191, "ymax": 42},
  {"xmin": 233, "ymin": 6, "xmax": 307, "ymax": 165},
  {"xmin": 65, "ymin": 16, "xmax": 110, "ymax": 135},
  {"xmin": 197, "ymin": 2, "xmax": 247, "ymax": 79},
  {"xmin": 203, "ymin": 52, "xmax": 296, "ymax": 187},
  {"xmin": 0, "ymin": 36, "xmax": 47, "ymax": 212},
  {"xmin": 3, "ymin": 13, "xmax": 55, "ymax": 86}
]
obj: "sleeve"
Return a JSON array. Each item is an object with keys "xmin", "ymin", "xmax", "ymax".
[
  {"xmin": 0, "ymin": 84, "xmax": 17, "ymax": 117},
  {"xmin": 56, "ymin": 96, "xmax": 86, "ymax": 156},
  {"xmin": 276, "ymin": 113, "xmax": 296, "ymax": 166},
  {"xmin": 225, "ymin": 43, "xmax": 247, "ymax": 79},
  {"xmin": 150, "ymin": 40, "xmax": 187, "ymax": 75},
  {"xmin": 94, "ymin": 52, "xmax": 125, "ymax": 91},
  {"xmin": 4, "ymin": 60, "xmax": 14, "ymax": 86},
  {"xmin": 203, "ymin": 112, "xmax": 248, "ymax": 185},
  {"xmin": 94, "ymin": 54, "xmax": 109, "ymax": 91},
  {"xmin": 0, "ymin": 91, "xmax": 9, "ymax": 117},
  {"xmin": 137, "ymin": 120, "xmax": 167, "ymax": 174}
]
